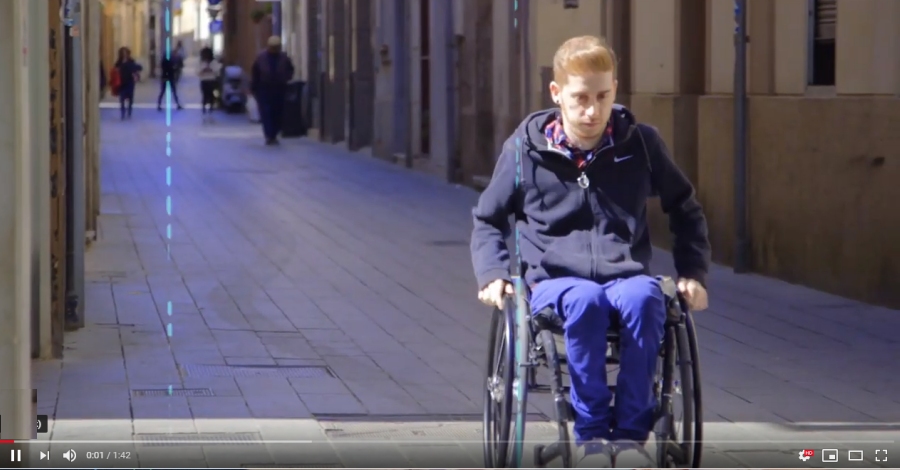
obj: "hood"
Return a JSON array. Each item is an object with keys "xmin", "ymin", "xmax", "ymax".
[{"xmin": 520, "ymin": 103, "xmax": 639, "ymax": 152}]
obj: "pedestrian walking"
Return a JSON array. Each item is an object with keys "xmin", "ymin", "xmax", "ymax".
[
  {"xmin": 250, "ymin": 36, "xmax": 295, "ymax": 145},
  {"xmin": 198, "ymin": 47, "xmax": 221, "ymax": 123},
  {"xmin": 157, "ymin": 55, "xmax": 184, "ymax": 111},
  {"xmin": 172, "ymin": 41, "xmax": 186, "ymax": 83},
  {"xmin": 111, "ymin": 47, "xmax": 143, "ymax": 120}
]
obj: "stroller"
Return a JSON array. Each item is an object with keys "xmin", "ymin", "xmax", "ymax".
[{"xmin": 220, "ymin": 65, "xmax": 248, "ymax": 113}]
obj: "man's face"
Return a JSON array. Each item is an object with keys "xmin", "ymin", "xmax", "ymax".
[
  {"xmin": 550, "ymin": 71, "xmax": 617, "ymax": 142},
  {"xmin": 268, "ymin": 45, "xmax": 281, "ymax": 54}
]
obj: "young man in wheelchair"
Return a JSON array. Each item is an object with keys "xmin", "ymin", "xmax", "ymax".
[{"xmin": 470, "ymin": 36, "xmax": 711, "ymax": 468}]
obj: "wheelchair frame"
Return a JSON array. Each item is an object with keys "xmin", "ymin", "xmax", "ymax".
[{"xmin": 483, "ymin": 276, "xmax": 704, "ymax": 468}]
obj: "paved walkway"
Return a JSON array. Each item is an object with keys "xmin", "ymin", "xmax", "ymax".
[{"xmin": 31, "ymin": 76, "xmax": 900, "ymax": 468}]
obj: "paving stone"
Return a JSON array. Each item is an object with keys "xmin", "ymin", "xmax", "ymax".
[
  {"xmin": 298, "ymin": 393, "xmax": 367, "ymax": 415},
  {"xmin": 342, "ymin": 380, "xmax": 426, "ymax": 415},
  {"xmin": 188, "ymin": 396, "xmax": 252, "ymax": 419},
  {"xmin": 257, "ymin": 332, "xmax": 321, "ymax": 359},
  {"xmin": 288, "ymin": 376, "xmax": 351, "ymax": 395},
  {"xmin": 322, "ymin": 355, "xmax": 390, "ymax": 381}
]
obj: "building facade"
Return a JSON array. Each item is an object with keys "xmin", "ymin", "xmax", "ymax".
[
  {"xmin": 100, "ymin": 0, "xmax": 151, "ymax": 69},
  {"xmin": 290, "ymin": 0, "xmax": 899, "ymax": 308}
]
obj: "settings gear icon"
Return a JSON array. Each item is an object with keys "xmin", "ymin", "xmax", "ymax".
[{"xmin": 799, "ymin": 450, "xmax": 811, "ymax": 461}]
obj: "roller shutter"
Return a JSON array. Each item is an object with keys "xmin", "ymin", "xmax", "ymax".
[{"xmin": 814, "ymin": 0, "xmax": 836, "ymax": 41}]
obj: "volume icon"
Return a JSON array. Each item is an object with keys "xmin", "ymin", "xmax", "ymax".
[{"xmin": 63, "ymin": 449, "xmax": 76, "ymax": 462}]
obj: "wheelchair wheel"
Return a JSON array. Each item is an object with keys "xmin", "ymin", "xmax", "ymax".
[
  {"xmin": 655, "ymin": 321, "xmax": 696, "ymax": 468},
  {"xmin": 484, "ymin": 302, "xmax": 515, "ymax": 468},
  {"xmin": 536, "ymin": 329, "xmax": 573, "ymax": 468},
  {"xmin": 510, "ymin": 280, "xmax": 531, "ymax": 468},
  {"xmin": 685, "ymin": 312, "xmax": 704, "ymax": 468}
]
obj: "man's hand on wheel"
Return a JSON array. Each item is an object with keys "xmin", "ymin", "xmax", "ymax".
[
  {"xmin": 677, "ymin": 278, "xmax": 708, "ymax": 311},
  {"xmin": 478, "ymin": 279, "xmax": 513, "ymax": 310}
]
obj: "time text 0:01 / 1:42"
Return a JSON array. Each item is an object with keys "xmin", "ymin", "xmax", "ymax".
[{"xmin": 85, "ymin": 451, "xmax": 133, "ymax": 460}]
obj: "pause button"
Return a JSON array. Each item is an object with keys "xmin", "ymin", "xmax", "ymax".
[{"xmin": 10, "ymin": 449, "xmax": 21, "ymax": 461}]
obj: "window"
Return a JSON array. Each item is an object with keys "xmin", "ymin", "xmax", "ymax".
[{"xmin": 808, "ymin": 0, "xmax": 836, "ymax": 86}]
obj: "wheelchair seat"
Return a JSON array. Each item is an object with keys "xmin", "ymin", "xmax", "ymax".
[{"xmin": 529, "ymin": 275, "xmax": 686, "ymax": 336}]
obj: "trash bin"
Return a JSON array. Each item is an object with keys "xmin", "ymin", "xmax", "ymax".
[{"xmin": 281, "ymin": 80, "xmax": 307, "ymax": 138}]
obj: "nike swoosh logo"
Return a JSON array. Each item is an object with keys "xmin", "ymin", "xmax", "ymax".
[{"xmin": 614, "ymin": 155, "xmax": 634, "ymax": 163}]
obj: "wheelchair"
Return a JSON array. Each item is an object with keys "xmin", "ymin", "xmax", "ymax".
[{"xmin": 483, "ymin": 275, "xmax": 703, "ymax": 468}]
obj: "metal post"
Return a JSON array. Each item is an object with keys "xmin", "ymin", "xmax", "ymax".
[
  {"xmin": 88, "ymin": 0, "xmax": 101, "ymax": 242},
  {"xmin": 394, "ymin": 0, "xmax": 411, "ymax": 163},
  {"xmin": 0, "ymin": 0, "xmax": 36, "ymax": 442},
  {"xmin": 521, "ymin": 0, "xmax": 532, "ymax": 114},
  {"xmin": 733, "ymin": 0, "xmax": 750, "ymax": 272},
  {"xmin": 68, "ymin": 0, "xmax": 86, "ymax": 328},
  {"xmin": 31, "ymin": 0, "xmax": 53, "ymax": 359},
  {"xmin": 442, "ymin": 0, "xmax": 457, "ymax": 182}
]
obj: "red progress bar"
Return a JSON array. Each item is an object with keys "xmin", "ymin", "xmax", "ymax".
[{"xmin": 0, "ymin": 440, "xmax": 16, "ymax": 444}]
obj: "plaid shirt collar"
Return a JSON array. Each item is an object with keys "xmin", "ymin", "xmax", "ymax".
[{"xmin": 544, "ymin": 114, "xmax": 615, "ymax": 169}]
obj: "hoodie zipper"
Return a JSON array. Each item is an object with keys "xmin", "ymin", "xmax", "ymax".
[
  {"xmin": 542, "ymin": 143, "xmax": 614, "ymax": 280},
  {"xmin": 533, "ymin": 123, "xmax": 637, "ymax": 279},
  {"xmin": 541, "ymin": 143, "xmax": 612, "ymax": 193}
]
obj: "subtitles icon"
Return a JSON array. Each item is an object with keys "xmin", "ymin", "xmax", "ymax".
[
  {"xmin": 823, "ymin": 448, "xmax": 839, "ymax": 462},
  {"xmin": 799, "ymin": 449, "xmax": 814, "ymax": 461}
]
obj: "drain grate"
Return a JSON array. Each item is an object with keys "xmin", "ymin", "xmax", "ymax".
[
  {"xmin": 134, "ymin": 432, "xmax": 263, "ymax": 447},
  {"xmin": 132, "ymin": 388, "xmax": 215, "ymax": 397},
  {"xmin": 180, "ymin": 364, "xmax": 334, "ymax": 378}
]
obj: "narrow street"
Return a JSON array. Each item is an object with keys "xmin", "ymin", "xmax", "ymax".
[{"xmin": 30, "ymin": 76, "xmax": 900, "ymax": 468}]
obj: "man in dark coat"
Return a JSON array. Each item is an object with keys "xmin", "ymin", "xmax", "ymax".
[
  {"xmin": 157, "ymin": 54, "xmax": 184, "ymax": 111},
  {"xmin": 251, "ymin": 36, "xmax": 295, "ymax": 145}
]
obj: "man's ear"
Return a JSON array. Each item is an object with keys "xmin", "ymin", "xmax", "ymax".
[{"xmin": 549, "ymin": 81, "xmax": 561, "ymax": 104}]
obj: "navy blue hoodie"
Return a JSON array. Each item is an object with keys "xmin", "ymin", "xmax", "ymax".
[{"xmin": 470, "ymin": 105, "xmax": 711, "ymax": 290}]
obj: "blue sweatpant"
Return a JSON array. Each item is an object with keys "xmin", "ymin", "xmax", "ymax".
[{"xmin": 530, "ymin": 275, "xmax": 666, "ymax": 443}]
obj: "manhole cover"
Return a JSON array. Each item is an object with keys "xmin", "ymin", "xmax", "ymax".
[
  {"xmin": 132, "ymin": 388, "xmax": 214, "ymax": 397},
  {"xmin": 180, "ymin": 364, "xmax": 334, "ymax": 378},
  {"xmin": 134, "ymin": 432, "xmax": 262, "ymax": 447}
]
